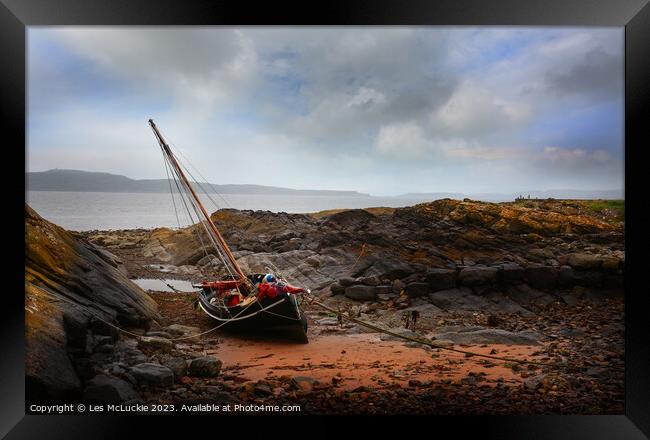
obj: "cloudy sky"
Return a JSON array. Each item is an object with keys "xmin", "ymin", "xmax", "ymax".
[{"xmin": 27, "ymin": 27, "xmax": 623, "ymax": 196}]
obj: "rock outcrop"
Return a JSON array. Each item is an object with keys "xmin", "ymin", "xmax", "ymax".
[
  {"xmin": 82, "ymin": 198, "xmax": 624, "ymax": 309},
  {"xmin": 25, "ymin": 204, "xmax": 159, "ymax": 402}
]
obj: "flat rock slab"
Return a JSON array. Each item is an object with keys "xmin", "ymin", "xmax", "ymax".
[
  {"xmin": 83, "ymin": 374, "xmax": 141, "ymax": 404},
  {"xmin": 344, "ymin": 285, "xmax": 377, "ymax": 301},
  {"xmin": 189, "ymin": 356, "xmax": 223, "ymax": 377},
  {"xmin": 431, "ymin": 327, "xmax": 541, "ymax": 345},
  {"xmin": 137, "ymin": 336, "xmax": 174, "ymax": 353},
  {"xmin": 130, "ymin": 363, "xmax": 174, "ymax": 387}
]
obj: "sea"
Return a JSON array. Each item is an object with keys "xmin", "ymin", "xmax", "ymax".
[{"xmin": 26, "ymin": 191, "xmax": 430, "ymax": 231}]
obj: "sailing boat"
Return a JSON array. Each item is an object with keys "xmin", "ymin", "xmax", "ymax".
[{"xmin": 148, "ymin": 119, "xmax": 309, "ymax": 343}]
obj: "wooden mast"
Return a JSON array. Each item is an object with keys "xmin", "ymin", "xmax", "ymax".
[{"xmin": 148, "ymin": 119, "xmax": 249, "ymax": 284}]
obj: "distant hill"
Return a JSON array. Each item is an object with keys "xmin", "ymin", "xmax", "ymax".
[{"xmin": 26, "ymin": 169, "xmax": 371, "ymax": 197}]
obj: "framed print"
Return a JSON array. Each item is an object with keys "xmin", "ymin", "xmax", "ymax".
[{"xmin": 2, "ymin": 0, "xmax": 649, "ymax": 438}]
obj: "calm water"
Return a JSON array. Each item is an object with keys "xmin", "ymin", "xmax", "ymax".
[
  {"xmin": 26, "ymin": 191, "xmax": 428, "ymax": 231},
  {"xmin": 131, "ymin": 278, "xmax": 199, "ymax": 293}
]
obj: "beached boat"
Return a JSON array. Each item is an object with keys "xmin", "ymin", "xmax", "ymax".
[{"xmin": 148, "ymin": 119, "xmax": 309, "ymax": 342}]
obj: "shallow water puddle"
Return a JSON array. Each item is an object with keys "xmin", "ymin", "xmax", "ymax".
[
  {"xmin": 132, "ymin": 278, "xmax": 199, "ymax": 293},
  {"xmin": 213, "ymin": 333, "xmax": 541, "ymax": 391}
]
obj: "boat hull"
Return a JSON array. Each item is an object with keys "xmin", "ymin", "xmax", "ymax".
[{"xmin": 197, "ymin": 289, "xmax": 309, "ymax": 343}]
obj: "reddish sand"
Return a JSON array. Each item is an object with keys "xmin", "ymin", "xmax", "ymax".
[{"xmin": 209, "ymin": 333, "xmax": 542, "ymax": 391}]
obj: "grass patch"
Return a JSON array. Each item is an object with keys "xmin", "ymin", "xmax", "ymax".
[{"xmin": 584, "ymin": 199, "xmax": 625, "ymax": 220}]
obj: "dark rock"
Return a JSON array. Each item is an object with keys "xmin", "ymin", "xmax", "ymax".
[
  {"xmin": 404, "ymin": 282, "xmax": 429, "ymax": 298},
  {"xmin": 89, "ymin": 318, "xmax": 120, "ymax": 339},
  {"xmin": 354, "ymin": 255, "xmax": 419, "ymax": 280},
  {"xmin": 330, "ymin": 282, "xmax": 345, "ymax": 295},
  {"xmin": 165, "ymin": 324, "xmax": 201, "ymax": 337},
  {"xmin": 130, "ymin": 363, "xmax": 174, "ymax": 387},
  {"xmin": 359, "ymin": 276, "xmax": 381, "ymax": 286},
  {"xmin": 524, "ymin": 264, "xmax": 558, "ymax": 290},
  {"xmin": 162, "ymin": 357, "xmax": 188, "ymax": 380},
  {"xmin": 523, "ymin": 374, "xmax": 546, "ymax": 390},
  {"xmin": 338, "ymin": 277, "xmax": 357, "ymax": 287},
  {"xmin": 145, "ymin": 331, "xmax": 173, "ymax": 339},
  {"xmin": 507, "ymin": 284, "xmax": 555, "ymax": 306},
  {"xmin": 83, "ymin": 374, "xmax": 140, "ymax": 404},
  {"xmin": 62, "ymin": 309, "xmax": 90, "ymax": 350},
  {"xmin": 344, "ymin": 285, "xmax": 377, "ymax": 301},
  {"xmin": 189, "ymin": 356, "xmax": 222, "ymax": 377},
  {"xmin": 375, "ymin": 285, "xmax": 393, "ymax": 295},
  {"xmin": 291, "ymin": 376, "xmax": 318, "ymax": 392},
  {"xmin": 499, "ymin": 263, "xmax": 525, "ymax": 283},
  {"xmin": 25, "ymin": 204, "xmax": 159, "ymax": 402},
  {"xmin": 424, "ymin": 269, "xmax": 456, "ymax": 291},
  {"xmin": 401, "ymin": 303, "xmax": 442, "ymax": 314},
  {"xmin": 94, "ymin": 344, "xmax": 115, "ymax": 354},
  {"xmin": 432, "ymin": 326, "xmax": 541, "ymax": 345},
  {"xmin": 458, "ymin": 266, "xmax": 498, "ymax": 286},
  {"xmin": 558, "ymin": 266, "xmax": 603, "ymax": 287},
  {"xmin": 114, "ymin": 341, "xmax": 147, "ymax": 366},
  {"xmin": 565, "ymin": 253, "xmax": 602, "ymax": 270},
  {"xmin": 324, "ymin": 209, "xmax": 375, "ymax": 227},
  {"xmin": 602, "ymin": 273, "xmax": 623, "ymax": 288},
  {"xmin": 391, "ymin": 279, "xmax": 406, "ymax": 294},
  {"xmin": 137, "ymin": 336, "xmax": 173, "ymax": 353}
]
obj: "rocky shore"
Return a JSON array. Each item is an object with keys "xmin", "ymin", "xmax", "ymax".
[{"xmin": 25, "ymin": 198, "xmax": 625, "ymax": 414}]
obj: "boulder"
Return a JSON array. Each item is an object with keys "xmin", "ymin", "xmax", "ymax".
[
  {"xmin": 344, "ymin": 285, "xmax": 377, "ymax": 301},
  {"xmin": 83, "ymin": 374, "xmax": 140, "ymax": 404},
  {"xmin": 558, "ymin": 266, "xmax": 603, "ymax": 288},
  {"xmin": 338, "ymin": 277, "xmax": 357, "ymax": 287},
  {"xmin": 376, "ymin": 285, "xmax": 393, "ymax": 295},
  {"xmin": 564, "ymin": 253, "xmax": 602, "ymax": 270},
  {"xmin": 165, "ymin": 324, "xmax": 201, "ymax": 337},
  {"xmin": 404, "ymin": 282, "xmax": 430, "ymax": 298},
  {"xmin": 114, "ymin": 340, "xmax": 148, "ymax": 366},
  {"xmin": 524, "ymin": 264, "xmax": 558, "ymax": 290},
  {"xmin": 499, "ymin": 263, "xmax": 525, "ymax": 283},
  {"xmin": 291, "ymin": 376, "xmax": 319, "ymax": 393},
  {"xmin": 359, "ymin": 276, "xmax": 381, "ymax": 286},
  {"xmin": 424, "ymin": 268, "xmax": 456, "ymax": 291},
  {"xmin": 329, "ymin": 282, "xmax": 345, "ymax": 295},
  {"xmin": 458, "ymin": 266, "xmax": 498, "ymax": 286},
  {"xmin": 189, "ymin": 356, "xmax": 222, "ymax": 377},
  {"xmin": 137, "ymin": 336, "xmax": 173, "ymax": 353},
  {"xmin": 600, "ymin": 256, "xmax": 621, "ymax": 271},
  {"xmin": 130, "ymin": 363, "xmax": 174, "ymax": 387},
  {"xmin": 162, "ymin": 357, "xmax": 188, "ymax": 380}
]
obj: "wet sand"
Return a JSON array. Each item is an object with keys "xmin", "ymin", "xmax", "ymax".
[{"xmin": 211, "ymin": 333, "xmax": 542, "ymax": 391}]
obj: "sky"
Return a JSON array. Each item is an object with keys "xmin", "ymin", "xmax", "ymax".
[{"xmin": 27, "ymin": 27, "xmax": 624, "ymax": 196}]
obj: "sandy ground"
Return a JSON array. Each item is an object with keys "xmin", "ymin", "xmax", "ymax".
[{"xmin": 212, "ymin": 333, "xmax": 541, "ymax": 391}]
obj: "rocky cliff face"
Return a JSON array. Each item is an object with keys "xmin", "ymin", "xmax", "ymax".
[{"xmin": 25, "ymin": 204, "xmax": 159, "ymax": 402}]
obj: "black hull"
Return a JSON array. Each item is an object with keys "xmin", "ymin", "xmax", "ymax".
[{"xmin": 197, "ymin": 290, "xmax": 308, "ymax": 343}]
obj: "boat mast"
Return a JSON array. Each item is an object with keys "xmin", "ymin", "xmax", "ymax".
[{"xmin": 148, "ymin": 119, "xmax": 249, "ymax": 284}]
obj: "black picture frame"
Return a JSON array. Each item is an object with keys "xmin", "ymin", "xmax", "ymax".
[{"xmin": 3, "ymin": 0, "xmax": 649, "ymax": 438}]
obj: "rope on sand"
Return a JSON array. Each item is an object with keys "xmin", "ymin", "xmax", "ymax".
[{"xmin": 304, "ymin": 294, "xmax": 571, "ymax": 370}]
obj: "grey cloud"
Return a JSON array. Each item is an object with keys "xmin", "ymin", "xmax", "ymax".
[
  {"xmin": 545, "ymin": 48, "xmax": 623, "ymax": 99},
  {"xmin": 28, "ymin": 27, "xmax": 624, "ymax": 195}
]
